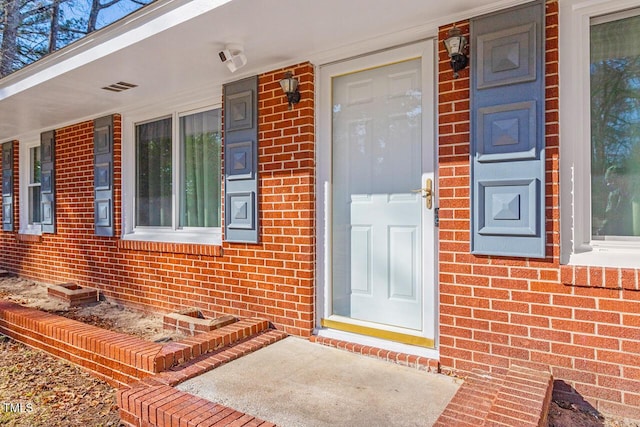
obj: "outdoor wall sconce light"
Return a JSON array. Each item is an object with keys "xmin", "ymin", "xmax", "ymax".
[
  {"xmin": 279, "ymin": 71, "xmax": 301, "ymax": 110},
  {"xmin": 443, "ymin": 26, "xmax": 468, "ymax": 79}
]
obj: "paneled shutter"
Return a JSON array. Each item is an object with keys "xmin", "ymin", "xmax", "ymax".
[
  {"xmin": 470, "ymin": 0, "xmax": 545, "ymax": 257},
  {"xmin": 40, "ymin": 130, "xmax": 56, "ymax": 234},
  {"xmin": 2, "ymin": 142, "xmax": 14, "ymax": 232},
  {"xmin": 94, "ymin": 115, "xmax": 115, "ymax": 237},
  {"xmin": 223, "ymin": 76, "xmax": 259, "ymax": 243}
]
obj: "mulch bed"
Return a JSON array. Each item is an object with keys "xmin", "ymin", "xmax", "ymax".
[{"xmin": 0, "ymin": 336, "xmax": 121, "ymax": 426}]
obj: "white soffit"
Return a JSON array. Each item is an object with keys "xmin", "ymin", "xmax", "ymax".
[{"xmin": 0, "ymin": 0, "xmax": 531, "ymax": 141}]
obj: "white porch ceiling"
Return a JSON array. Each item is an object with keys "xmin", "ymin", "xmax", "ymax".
[{"xmin": 0, "ymin": 0, "xmax": 530, "ymax": 141}]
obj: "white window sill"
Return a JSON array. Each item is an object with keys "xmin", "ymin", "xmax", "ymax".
[
  {"xmin": 19, "ymin": 228, "xmax": 41, "ymax": 236},
  {"xmin": 122, "ymin": 229, "xmax": 222, "ymax": 246},
  {"xmin": 568, "ymin": 245, "xmax": 640, "ymax": 269}
]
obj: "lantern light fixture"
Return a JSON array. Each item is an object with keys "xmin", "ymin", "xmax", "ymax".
[
  {"xmin": 443, "ymin": 26, "xmax": 468, "ymax": 79},
  {"xmin": 279, "ymin": 71, "xmax": 301, "ymax": 110}
]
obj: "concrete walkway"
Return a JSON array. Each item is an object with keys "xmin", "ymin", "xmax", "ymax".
[{"xmin": 177, "ymin": 337, "xmax": 460, "ymax": 427}]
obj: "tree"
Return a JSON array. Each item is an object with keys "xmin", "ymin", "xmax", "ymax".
[
  {"xmin": 0, "ymin": 0, "xmax": 22, "ymax": 77},
  {"xmin": 0, "ymin": 0, "xmax": 153, "ymax": 78},
  {"xmin": 87, "ymin": 0, "xmax": 119, "ymax": 33},
  {"xmin": 49, "ymin": 0, "xmax": 60, "ymax": 53}
]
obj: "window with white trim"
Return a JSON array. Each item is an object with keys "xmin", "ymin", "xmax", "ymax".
[
  {"xmin": 590, "ymin": 10, "xmax": 640, "ymax": 241},
  {"xmin": 561, "ymin": 1, "xmax": 640, "ymax": 268},
  {"xmin": 126, "ymin": 107, "xmax": 222, "ymax": 243},
  {"xmin": 18, "ymin": 141, "xmax": 42, "ymax": 234},
  {"xmin": 28, "ymin": 146, "xmax": 41, "ymax": 226}
]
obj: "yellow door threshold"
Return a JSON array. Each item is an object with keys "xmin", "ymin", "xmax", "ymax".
[{"xmin": 321, "ymin": 318, "xmax": 434, "ymax": 348}]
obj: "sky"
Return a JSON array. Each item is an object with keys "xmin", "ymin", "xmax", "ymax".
[{"xmin": 60, "ymin": 0, "xmax": 151, "ymax": 32}]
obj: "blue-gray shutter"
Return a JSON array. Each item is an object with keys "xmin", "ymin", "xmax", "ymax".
[
  {"xmin": 2, "ymin": 142, "xmax": 14, "ymax": 232},
  {"xmin": 94, "ymin": 115, "xmax": 115, "ymax": 237},
  {"xmin": 40, "ymin": 130, "xmax": 56, "ymax": 234},
  {"xmin": 470, "ymin": 0, "xmax": 546, "ymax": 258},
  {"xmin": 223, "ymin": 76, "xmax": 259, "ymax": 243}
]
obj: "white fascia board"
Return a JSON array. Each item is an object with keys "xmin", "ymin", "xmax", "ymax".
[{"xmin": 0, "ymin": 0, "xmax": 232, "ymax": 101}]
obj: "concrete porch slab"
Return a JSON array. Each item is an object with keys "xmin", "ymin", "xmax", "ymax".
[{"xmin": 176, "ymin": 337, "xmax": 460, "ymax": 427}]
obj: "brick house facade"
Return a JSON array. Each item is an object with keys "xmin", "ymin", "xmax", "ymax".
[
  {"xmin": 0, "ymin": 64, "xmax": 316, "ymax": 338},
  {"xmin": 437, "ymin": 3, "xmax": 639, "ymax": 419},
  {"xmin": 0, "ymin": 0, "xmax": 638, "ymax": 420}
]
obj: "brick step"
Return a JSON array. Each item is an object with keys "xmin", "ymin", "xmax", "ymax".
[
  {"xmin": 434, "ymin": 365, "xmax": 553, "ymax": 427},
  {"xmin": 118, "ymin": 329, "xmax": 288, "ymax": 427},
  {"xmin": 154, "ymin": 318, "xmax": 272, "ymax": 372}
]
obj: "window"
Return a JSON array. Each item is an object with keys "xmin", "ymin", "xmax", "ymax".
[
  {"xmin": 136, "ymin": 117, "xmax": 172, "ymax": 227},
  {"xmin": 560, "ymin": 0, "xmax": 640, "ymax": 267},
  {"xmin": 28, "ymin": 146, "xmax": 41, "ymax": 225},
  {"xmin": 179, "ymin": 110, "xmax": 222, "ymax": 228},
  {"xmin": 19, "ymin": 141, "xmax": 43, "ymax": 234},
  {"xmin": 128, "ymin": 107, "xmax": 222, "ymax": 242},
  {"xmin": 590, "ymin": 11, "xmax": 640, "ymax": 241}
]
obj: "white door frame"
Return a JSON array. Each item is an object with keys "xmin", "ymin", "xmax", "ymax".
[{"xmin": 315, "ymin": 39, "xmax": 439, "ymax": 358}]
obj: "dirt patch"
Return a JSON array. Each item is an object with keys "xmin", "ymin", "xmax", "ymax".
[
  {"xmin": 0, "ymin": 275, "xmax": 191, "ymax": 426},
  {"xmin": 548, "ymin": 400, "xmax": 640, "ymax": 427},
  {"xmin": 0, "ymin": 276, "xmax": 184, "ymax": 342}
]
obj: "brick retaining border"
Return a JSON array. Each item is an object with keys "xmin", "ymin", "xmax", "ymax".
[
  {"xmin": 0, "ymin": 299, "xmax": 287, "ymax": 426},
  {"xmin": 434, "ymin": 365, "xmax": 554, "ymax": 427},
  {"xmin": 0, "ymin": 300, "xmax": 271, "ymax": 387}
]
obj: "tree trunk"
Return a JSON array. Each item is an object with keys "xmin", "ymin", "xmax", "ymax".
[
  {"xmin": 87, "ymin": 0, "xmax": 100, "ymax": 33},
  {"xmin": 49, "ymin": 0, "xmax": 61, "ymax": 53},
  {"xmin": 87, "ymin": 0, "xmax": 121, "ymax": 33},
  {"xmin": 0, "ymin": 0, "xmax": 22, "ymax": 77}
]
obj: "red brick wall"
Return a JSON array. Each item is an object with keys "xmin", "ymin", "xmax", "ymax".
[
  {"xmin": 438, "ymin": 1, "xmax": 640, "ymax": 419},
  {"xmin": 0, "ymin": 63, "xmax": 315, "ymax": 338}
]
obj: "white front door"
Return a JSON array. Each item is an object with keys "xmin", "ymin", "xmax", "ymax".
[{"xmin": 319, "ymin": 41, "xmax": 436, "ymax": 346}]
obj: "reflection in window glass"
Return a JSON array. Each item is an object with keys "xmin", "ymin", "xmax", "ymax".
[
  {"xmin": 179, "ymin": 110, "xmax": 222, "ymax": 228},
  {"xmin": 136, "ymin": 118, "xmax": 172, "ymax": 227},
  {"xmin": 591, "ymin": 11, "xmax": 640, "ymax": 239}
]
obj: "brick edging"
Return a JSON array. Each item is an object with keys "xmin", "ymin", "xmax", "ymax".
[
  {"xmin": 0, "ymin": 300, "xmax": 272, "ymax": 386},
  {"xmin": 0, "ymin": 301, "xmax": 162, "ymax": 387},
  {"xmin": 434, "ymin": 365, "xmax": 553, "ymax": 427},
  {"xmin": 0, "ymin": 299, "xmax": 288, "ymax": 426}
]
